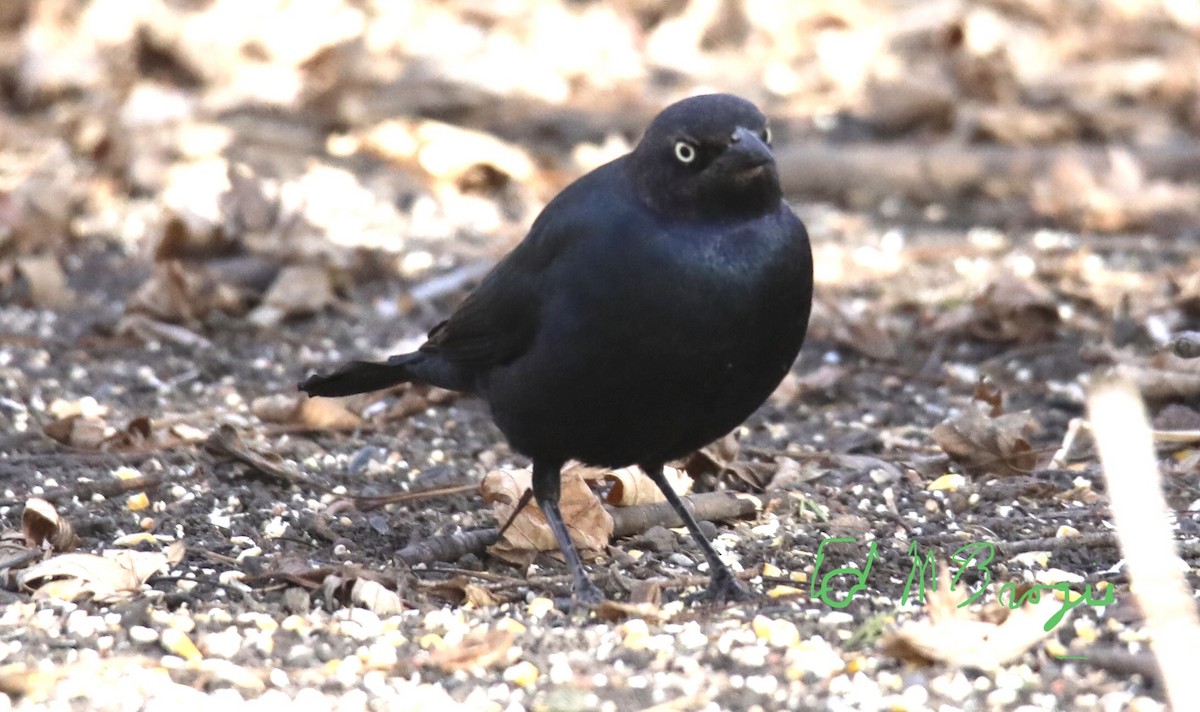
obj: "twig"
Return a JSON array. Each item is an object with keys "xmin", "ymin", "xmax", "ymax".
[
  {"xmin": 609, "ymin": 492, "xmax": 762, "ymax": 539},
  {"xmin": 1077, "ymin": 647, "xmax": 1162, "ymax": 684},
  {"xmin": 997, "ymin": 532, "xmax": 1117, "ymax": 557},
  {"xmin": 205, "ymin": 425, "xmax": 318, "ymax": 489},
  {"xmin": 350, "ymin": 483, "xmax": 478, "ymax": 511},
  {"xmin": 0, "ymin": 473, "xmax": 164, "ymax": 507},
  {"xmin": 395, "ymin": 528, "xmax": 500, "ymax": 567},
  {"xmin": 1088, "ymin": 372, "xmax": 1200, "ymax": 710},
  {"xmin": 394, "ymin": 491, "xmax": 762, "ymax": 568}
]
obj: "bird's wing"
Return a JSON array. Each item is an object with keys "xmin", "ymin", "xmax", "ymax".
[
  {"xmin": 418, "ymin": 251, "xmax": 545, "ymax": 369},
  {"xmin": 419, "ymin": 158, "xmax": 628, "ymax": 370}
]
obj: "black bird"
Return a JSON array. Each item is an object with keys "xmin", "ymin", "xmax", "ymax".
[{"xmin": 301, "ymin": 93, "xmax": 813, "ymax": 604}]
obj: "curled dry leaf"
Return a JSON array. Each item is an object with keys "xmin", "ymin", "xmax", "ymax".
[
  {"xmin": 594, "ymin": 599, "xmax": 665, "ymax": 623},
  {"xmin": 253, "ymin": 393, "xmax": 362, "ymax": 429},
  {"xmin": 43, "ymin": 414, "xmax": 110, "ymax": 449},
  {"xmin": 682, "ymin": 433, "xmax": 739, "ymax": 478},
  {"xmin": 819, "ymin": 297, "xmax": 899, "ymax": 361},
  {"xmin": 931, "ymin": 403, "xmax": 1038, "ymax": 477},
  {"xmin": 14, "ymin": 255, "xmax": 74, "ymax": 310},
  {"xmin": 22, "ymin": 498, "xmax": 80, "ymax": 552},
  {"xmin": 603, "ymin": 466, "xmax": 691, "ymax": 506},
  {"xmin": 972, "ymin": 274, "xmax": 1059, "ymax": 344},
  {"xmin": 426, "ymin": 578, "xmax": 500, "ymax": 608},
  {"xmin": 360, "ymin": 119, "xmax": 535, "ymax": 186},
  {"xmin": 297, "ymin": 397, "xmax": 362, "ymax": 429},
  {"xmin": 428, "ymin": 628, "xmax": 517, "ymax": 673},
  {"xmin": 880, "ymin": 568, "xmax": 1065, "ymax": 670},
  {"xmin": 125, "ymin": 260, "xmax": 246, "ymax": 324},
  {"xmin": 165, "ymin": 540, "xmax": 187, "ymax": 567},
  {"xmin": 249, "ymin": 265, "xmax": 336, "ymax": 326},
  {"xmin": 481, "ymin": 467, "xmax": 613, "ymax": 566},
  {"xmin": 19, "ymin": 549, "xmax": 170, "ymax": 602},
  {"xmin": 350, "ymin": 578, "xmax": 405, "ymax": 616}
]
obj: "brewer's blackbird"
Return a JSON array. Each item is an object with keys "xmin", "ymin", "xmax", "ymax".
[{"xmin": 301, "ymin": 93, "xmax": 813, "ymax": 605}]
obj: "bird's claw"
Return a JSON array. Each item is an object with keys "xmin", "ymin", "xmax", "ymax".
[
  {"xmin": 688, "ymin": 572, "xmax": 755, "ymax": 605},
  {"xmin": 553, "ymin": 582, "xmax": 606, "ymax": 615}
]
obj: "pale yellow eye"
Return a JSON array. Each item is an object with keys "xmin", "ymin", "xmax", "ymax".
[
  {"xmin": 674, "ymin": 140, "xmax": 697, "ymax": 164},
  {"xmin": 762, "ymin": 126, "xmax": 772, "ymax": 145}
]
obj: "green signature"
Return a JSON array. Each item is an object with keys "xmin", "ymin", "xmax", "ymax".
[{"xmin": 810, "ymin": 538, "xmax": 1114, "ymax": 632}]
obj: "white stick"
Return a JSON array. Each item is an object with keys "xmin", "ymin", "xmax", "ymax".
[{"xmin": 1087, "ymin": 372, "xmax": 1200, "ymax": 709}]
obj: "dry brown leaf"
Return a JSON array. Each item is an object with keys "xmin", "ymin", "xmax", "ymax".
[
  {"xmin": 972, "ymin": 379, "xmax": 1004, "ymax": 417},
  {"xmin": 15, "ymin": 255, "xmax": 74, "ymax": 310},
  {"xmin": 249, "ymin": 265, "xmax": 335, "ymax": 325},
  {"xmin": 350, "ymin": 578, "xmax": 405, "ymax": 616},
  {"xmin": 165, "ymin": 540, "xmax": 187, "ymax": 567},
  {"xmin": 19, "ymin": 549, "xmax": 170, "ymax": 602},
  {"xmin": 931, "ymin": 403, "xmax": 1038, "ymax": 477},
  {"xmin": 880, "ymin": 568, "xmax": 1065, "ymax": 670},
  {"xmin": 252, "ymin": 394, "xmax": 302, "ymax": 423},
  {"xmin": 594, "ymin": 599, "xmax": 665, "ymax": 623},
  {"xmin": 604, "ymin": 466, "xmax": 692, "ymax": 506},
  {"xmin": 125, "ymin": 260, "xmax": 246, "ymax": 324},
  {"xmin": 22, "ymin": 498, "xmax": 79, "ymax": 552},
  {"xmin": 424, "ymin": 577, "xmax": 500, "ymax": 608},
  {"xmin": 682, "ymin": 433, "xmax": 740, "ymax": 478},
  {"xmin": 253, "ymin": 394, "xmax": 362, "ymax": 429},
  {"xmin": 297, "ymin": 397, "xmax": 362, "ymax": 429},
  {"xmin": 429, "ymin": 628, "xmax": 517, "ymax": 673},
  {"xmin": 1033, "ymin": 148, "xmax": 1200, "ymax": 231},
  {"xmin": 104, "ymin": 416, "xmax": 154, "ymax": 450},
  {"xmin": 42, "ymin": 414, "xmax": 109, "ymax": 449},
  {"xmin": 971, "ymin": 274, "xmax": 1059, "ymax": 344},
  {"xmin": 823, "ymin": 298, "xmax": 898, "ymax": 361},
  {"xmin": 481, "ymin": 467, "xmax": 613, "ymax": 566}
]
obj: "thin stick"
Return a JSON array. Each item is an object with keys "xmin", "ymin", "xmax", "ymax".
[{"xmin": 1087, "ymin": 372, "xmax": 1200, "ymax": 711}]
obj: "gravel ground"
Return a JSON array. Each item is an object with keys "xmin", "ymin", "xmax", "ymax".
[{"xmin": 3, "ymin": 1, "xmax": 1200, "ymax": 709}]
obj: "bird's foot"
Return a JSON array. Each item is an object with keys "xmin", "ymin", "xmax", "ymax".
[
  {"xmin": 554, "ymin": 581, "xmax": 606, "ymax": 615},
  {"xmin": 688, "ymin": 571, "xmax": 755, "ymax": 605},
  {"xmin": 575, "ymin": 580, "xmax": 606, "ymax": 606}
]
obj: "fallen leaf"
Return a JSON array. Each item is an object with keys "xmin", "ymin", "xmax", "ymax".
[
  {"xmin": 19, "ymin": 549, "xmax": 170, "ymax": 602},
  {"xmin": 22, "ymin": 498, "xmax": 80, "ymax": 552},
  {"xmin": 481, "ymin": 467, "xmax": 613, "ymax": 566},
  {"xmin": 880, "ymin": 568, "xmax": 1066, "ymax": 669},
  {"xmin": 298, "ymin": 397, "xmax": 362, "ymax": 429},
  {"xmin": 604, "ymin": 466, "xmax": 690, "ymax": 506},
  {"xmin": 253, "ymin": 393, "xmax": 362, "ymax": 429},
  {"xmin": 43, "ymin": 414, "xmax": 110, "ymax": 449},
  {"xmin": 427, "ymin": 577, "xmax": 500, "ymax": 608},
  {"xmin": 931, "ymin": 403, "xmax": 1038, "ymax": 477},
  {"xmin": 249, "ymin": 265, "xmax": 335, "ymax": 325},
  {"xmin": 252, "ymin": 394, "xmax": 301, "ymax": 423},
  {"xmin": 972, "ymin": 379, "xmax": 1004, "ymax": 417},
  {"xmin": 428, "ymin": 628, "xmax": 516, "ymax": 673},
  {"xmin": 350, "ymin": 578, "xmax": 405, "ymax": 616},
  {"xmin": 971, "ymin": 274, "xmax": 1059, "ymax": 344},
  {"xmin": 594, "ymin": 599, "xmax": 665, "ymax": 623},
  {"xmin": 15, "ymin": 255, "xmax": 74, "ymax": 309},
  {"xmin": 125, "ymin": 260, "xmax": 246, "ymax": 324}
]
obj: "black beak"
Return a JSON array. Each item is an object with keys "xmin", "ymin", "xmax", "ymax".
[{"xmin": 724, "ymin": 126, "xmax": 773, "ymax": 172}]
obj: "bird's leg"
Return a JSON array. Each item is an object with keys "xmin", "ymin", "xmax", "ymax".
[
  {"xmin": 531, "ymin": 459, "xmax": 605, "ymax": 606},
  {"xmin": 643, "ymin": 463, "xmax": 754, "ymax": 603}
]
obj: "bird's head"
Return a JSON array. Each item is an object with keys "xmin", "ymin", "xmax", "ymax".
[{"xmin": 629, "ymin": 93, "xmax": 782, "ymax": 222}]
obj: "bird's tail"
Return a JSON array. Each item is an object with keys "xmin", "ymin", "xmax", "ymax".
[{"xmin": 298, "ymin": 353, "xmax": 418, "ymax": 397}]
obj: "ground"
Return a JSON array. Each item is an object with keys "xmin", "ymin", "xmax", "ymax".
[{"xmin": 2, "ymin": 1, "xmax": 1199, "ymax": 710}]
